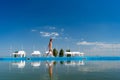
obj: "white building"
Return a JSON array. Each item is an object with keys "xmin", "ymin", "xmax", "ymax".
[
  {"xmin": 12, "ymin": 51, "xmax": 26, "ymax": 57},
  {"xmin": 31, "ymin": 51, "xmax": 41, "ymax": 57},
  {"xmin": 65, "ymin": 52, "xmax": 84, "ymax": 57}
]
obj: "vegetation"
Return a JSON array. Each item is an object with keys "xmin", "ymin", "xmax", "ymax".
[
  {"xmin": 67, "ymin": 54, "xmax": 71, "ymax": 57},
  {"xmin": 53, "ymin": 48, "xmax": 58, "ymax": 57},
  {"xmin": 60, "ymin": 61, "xmax": 64, "ymax": 65},
  {"xmin": 66, "ymin": 49, "xmax": 71, "ymax": 57},
  {"xmin": 59, "ymin": 49, "xmax": 64, "ymax": 57},
  {"xmin": 15, "ymin": 51, "xmax": 18, "ymax": 53},
  {"xmin": 53, "ymin": 61, "xmax": 57, "ymax": 66},
  {"xmin": 14, "ymin": 54, "xmax": 17, "ymax": 58},
  {"xmin": 66, "ymin": 49, "xmax": 71, "ymax": 52}
]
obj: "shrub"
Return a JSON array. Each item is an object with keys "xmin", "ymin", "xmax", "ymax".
[
  {"xmin": 59, "ymin": 49, "xmax": 64, "ymax": 57},
  {"xmin": 67, "ymin": 54, "xmax": 71, "ymax": 57},
  {"xmin": 66, "ymin": 49, "xmax": 71, "ymax": 52},
  {"xmin": 53, "ymin": 48, "xmax": 58, "ymax": 57}
]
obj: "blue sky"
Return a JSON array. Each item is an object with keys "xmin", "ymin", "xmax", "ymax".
[{"xmin": 1, "ymin": 0, "xmax": 120, "ymax": 56}]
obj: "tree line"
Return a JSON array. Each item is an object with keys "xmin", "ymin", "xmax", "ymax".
[{"xmin": 53, "ymin": 48, "xmax": 71, "ymax": 57}]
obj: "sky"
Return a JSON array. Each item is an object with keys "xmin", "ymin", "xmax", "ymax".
[{"xmin": 1, "ymin": 0, "xmax": 120, "ymax": 56}]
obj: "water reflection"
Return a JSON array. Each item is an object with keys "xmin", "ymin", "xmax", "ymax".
[
  {"xmin": 11, "ymin": 61, "xmax": 26, "ymax": 68},
  {"xmin": 46, "ymin": 61, "xmax": 54, "ymax": 80},
  {"xmin": 11, "ymin": 60, "xmax": 85, "ymax": 68},
  {"xmin": 31, "ymin": 61, "xmax": 41, "ymax": 67},
  {"xmin": 64, "ymin": 61, "xmax": 85, "ymax": 66},
  {"xmin": 6, "ymin": 60, "xmax": 120, "ymax": 80},
  {"xmin": 10, "ymin": 60, "xmax": 85, "ymax": 80}
]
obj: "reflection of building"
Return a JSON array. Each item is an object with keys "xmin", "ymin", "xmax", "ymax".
[
  {"xmin": 31, "ymin": 62, "xmax": 41, "ymax": 67},
  {"xmin": 31, "ymin": 51, "xmax": 41, "ymax": 57},
  {"xmin": 65, "ymin": 52, "xmax": 84, "ymax": 57},
  {"xmin": 12, "ymin": 61, "xmax": 26, "ymax": 68},
  {"xmin": 12, "ymin": 51, "xmax": 26, "ymax": 57},
  {"xmin": 64, "ymin": 61, "xmax": 85, "ymax": 66}
]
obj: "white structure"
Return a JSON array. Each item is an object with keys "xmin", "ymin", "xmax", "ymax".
[
  {"xmin": 65, "ymin": 52, "xmax": 84, "ymax": 57},
  {"xmin": 12, "ymin": 61, "xmax": 26, "ymax": 68},
  {"xmin": 31, "ymin": 51, "xmax": 41, "ymax": 57},
  {"xmin": 12, "ymin": 51, "xmax": 26, "ymax": 57}
]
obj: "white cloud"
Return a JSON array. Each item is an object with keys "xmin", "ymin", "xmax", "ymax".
[
  {"xmin": 31, "ymin": 29, "xmax": 37, "ymax": 32},
  {"xmin": 32, "ymin": 26, "xmax": 71, "ymax": 40},
  {"xmin": 76, "ymin": 41, "xmax": 120, "ymax": 56},
  {"xmin": 77, "ymin": 41, "xmax": 120, "ymax": 49},
  {"xmin": 77, "ymin": 41, "xmax": 100, "ymax": 46},
  {"xmin": 99, "ymin": 43, "xmax": 120, "ymax": 49},
  {"xmin": 44, "ymin": 26, "xmax": 56, "ymax": 30},
  {"xmin": 31, "ymin": 26, "xmax": 70, "ymax": 40},
  {"xmin": 40, "ymin": 32, "xmax": 51, "ymax": 37},
  {"xmin": 40, "ymin": 31, "xmax": 59, "ymax": 38},
  {"xmin": 51, "ymin": 32, "xmax": 59, "ymax": 36}
]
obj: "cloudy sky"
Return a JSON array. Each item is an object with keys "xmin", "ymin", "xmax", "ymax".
[{"xmin": 0, "ymin": 0, "xmax": 120, "ymax": 56}]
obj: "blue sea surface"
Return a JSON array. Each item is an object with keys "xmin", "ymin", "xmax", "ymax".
[{"xmin": 0, "ymin": 58, "xmax": 120, "ymax": 80}]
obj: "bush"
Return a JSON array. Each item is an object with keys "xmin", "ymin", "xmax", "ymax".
[
  {"xmin": 67, "ymin": 54, "xmax": 71, "ymax": 57},
  {"xmin": 59, "ymin": 49, "xmax": 64, "ymax": 57},
  {"xmin": 15, "ymin": 51, "xmax": 18, "ymax": 53},
  {"xmin": 53, "ymin": 48, "xmax": 58, "ymax": 57},
  {"xmin": 14, "ymin": 54, "xmax": 17, "ymax": 58},
  {"xmin": 66, "ymin": 49, "xmax": 71, "ymax": 52}
]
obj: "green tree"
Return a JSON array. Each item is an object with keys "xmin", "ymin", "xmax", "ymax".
[
  {"xmin": 53, "ymin": 48, "xmax": 58, "ymax": 57},
  {"xmin": 59, "ymin": 49, "xmax": 64, "ymax": 57},
  {"xmin": 67, "ymin": 54, "xmax": 71, "ymax": 57},
  {"xmin": 66, "ymin": 49, "xmax": 71, "ymax": 52},
  {"xmin": 66, "ymin": 49, "xmax": 71, "ymax": 57},
  {"xmin": 14, "ymin": 54, "xmax": 17, "ymax": 58}
]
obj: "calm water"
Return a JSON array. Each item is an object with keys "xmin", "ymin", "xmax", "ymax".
[{"xmin": 0, "ymin": 60, "xmax": 120, "ymax": 80}]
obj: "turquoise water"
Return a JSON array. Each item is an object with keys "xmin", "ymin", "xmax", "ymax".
[{"xmin": 0, "ymin": 60, "xmax": 120, "ymax": 80}]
